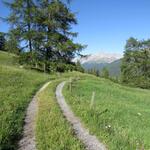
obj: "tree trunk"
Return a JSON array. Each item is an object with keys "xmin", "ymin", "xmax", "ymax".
[{"xmin": 27, "ymin": 0, "xmax": 32, "ymax": 52}]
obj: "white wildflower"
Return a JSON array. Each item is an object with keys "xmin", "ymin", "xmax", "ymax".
[
  {"xmin": 108, "ymin": 125, "xmax": 111, "ymax": 128},
  {"xmin": 137, "ymin": 112, "xmax": 142, "ymax": 116}
]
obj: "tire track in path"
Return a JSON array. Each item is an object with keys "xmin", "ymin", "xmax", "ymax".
[
  {"xmin": 56, "ymin": 81, "xmax": 107, "ymax": 150},
  {"xmin": 18, "ymin": 81, "xmax": 51, "ymax": 150}
]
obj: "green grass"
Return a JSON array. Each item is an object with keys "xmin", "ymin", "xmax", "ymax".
[
  {"xmin": 3, "ymin": 49, "xmax": 149, "ymax": 150},
  {"xmin": 0, "ymin": 50, "xmax": 85, "ymax": 150},
  {"xmin": 36, "ymin": 79, "xmax": 85, "ymax": 150},
  {"xmin": 0, "ymin": 51, "xmax": 18, "ymax": 66},
  {"xmin": 0, "ymin": 51, "xmax": 50, "ymax": 149},
  {"xmin": 63, "ymin": 75, "xmax": 150, "ymax": 150}
]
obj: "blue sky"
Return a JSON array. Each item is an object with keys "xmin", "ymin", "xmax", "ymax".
[{"xmin": 1, "ymin": 0, "xmax": 150, "ymax": 55}]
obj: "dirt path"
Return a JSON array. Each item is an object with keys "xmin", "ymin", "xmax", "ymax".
[
  {"xmin": 18, "ymin": 81, "xmax": 51, "ymax": 150},
  {"xmin": 56, "ymin": 81, "xmax": 107, "ymax": 150}
]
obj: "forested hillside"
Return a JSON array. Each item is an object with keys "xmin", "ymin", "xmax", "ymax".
[{"xmin": 82, "ymin": 59, "xmax": 121, "ymax": 77}]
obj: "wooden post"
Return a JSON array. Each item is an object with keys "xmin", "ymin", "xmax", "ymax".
[
  {"xmin": 90, "ymin": 91, "xmax": 95, "ymax": 109},
  {"xmin": 43, "ymin": 63, "xmax": 46, "ymax": 73},
  {"xmin": 69, "ymin": 77, "xmax": 72, "ymax": 92}
]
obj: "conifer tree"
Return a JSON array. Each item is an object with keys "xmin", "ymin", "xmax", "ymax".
[
  {"xmin": 0, "ymin": 32, "xmax": 6, "ymax": 51},
  {"xmin": 5, "ymin": 31, "xmax": 20, "ymax": 54},
  {"xmin": 121, "ymin": 37, "xmax": 150, "ymax": 88},
  {"xmin": 34, "ymin": 0, "xmax": 84, "ymax": 70},
  {"xmin": 4, "ymin": 0, "xmax": 36, "ymax": 52},
  {"xmin": 101, "ymin": 67, "xmax": 109, "ymax": 78},
  {"xmin": 4, "ymin": 0, "xmax": 84, "ymax": 72}
]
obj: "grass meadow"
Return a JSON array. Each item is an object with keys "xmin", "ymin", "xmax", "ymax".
[
  {"xmin": 63, "ymin": 75, "xmax": 150, "ymax": 150},
  {"xmin": 0, "ymin": 51, "xmax": 18, "ymax": 66},
  {"xmin": 0, "ymin": 51, "xmax": 50, "ymax": 149},
  {"xmin": 0, "ymin": 51, "xmax": 85, "ymax": 150},
  {"xmin": 1, "ymin": 50, "xmax": 150, "ymax": 150}
]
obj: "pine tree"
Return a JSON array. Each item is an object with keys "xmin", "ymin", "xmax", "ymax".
[
  {"xmin": 101, "ymin": 67, "xmax": 109, "ymax": 78},
  {"xmin": 121, "ymin": 37, "xmax": 150, "ymax": 88},
  {"xmin": 5, "ymin": 31, "xmax": 20, "ymax": 54},
  {"xmin": 4, "ymin": 0, "xmax": 84, "ymax": 72},
  {"xmin": 96, "ymin": 70, "xmax": 100, "ymax": 77},
  {"xmin": 4, "ymin": 0, "xmax": 36, "ymax": 52},
  {"xmin": 34, "ymin": 0, "xmax": 84, "ymax": 71},
  {"xmin": 0, "ymin": 32, "xmax": 6, "ymax": 51},
  {"xmin": 76, "ymin": 60, "xmax": 84, "ymax": 72}
]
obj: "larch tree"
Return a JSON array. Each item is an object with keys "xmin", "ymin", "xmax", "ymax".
[
  {"xmin": 5, "ymin": 30, "xmax": 20, "ymax": 54},
  {"xmin": 0, "ymin": 32, "xmax": 6, "ymax": 51},
  {"xmin": 34, "ymin": 0, "xmax": 84, "ymax": 71},
  {"xmin": 4, "ymin": 0, "xmax": 36, "ymax": 53},
  {"xmin": 3, "ymin": 0, "xmax": 85, "ymax": 72},
  {"xmin": 121, "ymin": 37, "xmax": 150, "ymax": 88},
  {"xmin": 101, "ymin": 67, "xmax": 109, "ymax": 78}
]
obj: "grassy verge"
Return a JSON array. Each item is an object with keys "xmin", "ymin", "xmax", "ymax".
[
  {"xmin": 0, "ymin": 64, "xmax": 50, "ymax": 149},
  {"xmin": 63, "ymin": 75, "xmax": 150, "ymax": 150},
  {"xmin": 36, "ymin": 79, "xmax": 85, "ymax": 150},
  {"xmin": 0, "ymin": 51, "xmax": 17, "ymax": 66}
]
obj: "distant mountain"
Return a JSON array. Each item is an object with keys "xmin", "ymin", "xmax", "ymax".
[
  {"xmin": 80, "ymin": 52, "xmax": 122, "ymax": 63},
  {"xmin": 80, "ymin": 52, "xmax": 123, "ymax": 77},
  {"xmin": 105, "ymin": 59, "xmax": 121, "ymax": 76}
]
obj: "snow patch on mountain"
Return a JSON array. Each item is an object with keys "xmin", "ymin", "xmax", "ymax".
[{"xmin": 80, "ymin": 52, "xmax": 123, "ymax": 64}]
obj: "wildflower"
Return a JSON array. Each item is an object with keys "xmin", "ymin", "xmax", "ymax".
[
  {"xmin": 137, "ymin": 112, "xmax": 142, "ymax": 116},
  {"xmin": 105, "ymin": 125, "xmax": 111, "ymax": 129}
]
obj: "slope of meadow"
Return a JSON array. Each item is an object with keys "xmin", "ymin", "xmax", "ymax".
[
  {"xmin": 1, "ymin": 50, "xmax": 150, "ymax": 150},
  {"xmin": 63, "ymin": 75, "xmax": 150, "ymax": 150},
  {"xmin": 0, "ymin": 51, "xmax": 18, "ymax": 66},
  {"xmin": 0, "ymin": 51, "xmax": 85, "ymax": 150},
  {"xmin": 0, "ymin": 51, "xmax": 50, "ymax": 149}
]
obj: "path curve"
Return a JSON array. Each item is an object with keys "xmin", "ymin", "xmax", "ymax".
[
  {"xmin": 18, "ymin": 81, "xmax": 51, "ymax": 150},
  {"xmin": 56, "ymin": 81, "xmax": 107, "ymax": 150}
]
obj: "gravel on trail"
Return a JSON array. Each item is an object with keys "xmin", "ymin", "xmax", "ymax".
[
  {"xmin": 56, "ymin": 81, "xmax": 107, "ymax": 150},
  {"xmin": 18, "ymin": 81, "xmax": 51, "ymax": 150}
]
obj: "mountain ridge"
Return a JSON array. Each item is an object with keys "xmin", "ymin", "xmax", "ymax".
[
  {"xmin": 80, "ymin": 52, "xmax": 122, "ymax": 64},
  {"xmin": 79, "ymin": 52, "xmax": 122, "ymax": 77},
  {"xmin": 82, "ymin": 59, "xmax": 121, "ymax": 77}
]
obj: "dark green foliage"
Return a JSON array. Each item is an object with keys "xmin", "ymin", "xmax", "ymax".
[
  {"xmin": 4, "ymin": 0, "xmax": 84, "ymax": 73},
  {"xmin": 121, "ymin": 37, "xmax": 150, "ymax": 88},
  {"xmin": 75, "ymin": 60, "xmax": 84, "ymax": 73},
  {"xmin": 33, "ymin": 0, "xmax": 84, "ymax": 70},
  {"xmin": 19, "ymin": 52, "xmax": 33, "ymax": 65},
  {"xmin": 0, "ymin": 32, "xmax": 6, "ymax": 51},
  {"xmin": 101, "ymin": 67, "xmax": 109, "ymax": 78},
  {"xmin": 4, "ymin": 0, "xmax": 36, "ymax": 52},
  {"xmin": 95, "ymin": 70, "xmax": 100, "ymax": 77},
  {"xmin": 82, "ymin": 59, "xmax": 121, "ymax": 77},
  {"xmin": 5, "ymin": 31, "xmax": 21, "ymax": 55},
  {"xmin": 86, "ymin": 68, "xmax": 99, "ymax": 76}
]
